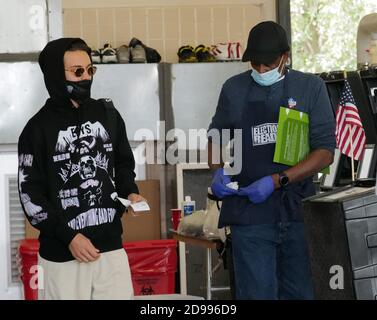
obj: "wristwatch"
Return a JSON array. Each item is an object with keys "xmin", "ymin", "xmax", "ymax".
[{"xmin": 279, "ymin": 172, "xmax": 289, "ymax": 187}]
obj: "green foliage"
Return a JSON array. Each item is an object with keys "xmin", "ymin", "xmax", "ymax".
[{"xmin": 291, "ymin": 0, "xmax": 377, "ymax": 73}]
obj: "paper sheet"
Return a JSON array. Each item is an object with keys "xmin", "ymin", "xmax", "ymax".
[
  {"xmin": 117, "ymin": 197, "xmax": 150, "ymax": 212},
  {"xmin": 315, "ymin": 186, "xmax": 375, "ymax": 202}
]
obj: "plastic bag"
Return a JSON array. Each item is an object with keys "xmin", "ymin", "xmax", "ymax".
[
  {"xmin": 176, "ymin": 190, "xmax": 226, "ymax": 242},
  {"xmin": 203, "ymin": 197, "xmax": 226, "ymax": 242},
  {"xmin": 177, "ymin": 210, "xmax": 207, "ymax": 237}
]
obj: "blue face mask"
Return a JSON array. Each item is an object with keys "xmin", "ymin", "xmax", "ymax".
[{"xmin": 251, "ymin": 57, "xmax": 284, "ymax": 86}]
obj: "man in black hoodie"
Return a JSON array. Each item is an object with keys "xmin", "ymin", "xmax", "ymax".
[{"xmin": 18, "ymin": 38, "xmax": 144, "ymax": 299}]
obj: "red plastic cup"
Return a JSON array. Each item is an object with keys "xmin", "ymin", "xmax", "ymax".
[{"xmin": 171, "ymin": 209, "xmax": 181, "ymax": 231}]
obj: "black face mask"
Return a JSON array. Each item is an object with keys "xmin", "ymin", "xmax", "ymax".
[{"xmin": 65, "ymin": 80, "xmax": 92, "ymax": 105}]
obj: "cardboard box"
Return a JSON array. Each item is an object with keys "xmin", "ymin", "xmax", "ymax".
[
  {"xmin": 25, "ymin": 180, "xmax": 161, "ymax": 242},
  {"xmin": 122, "ymin": 180, "xmax": 161, "ymax": 242},
  {"xmin": 25, "ymin": 219, "xmax": 39, "ymax": 239}
]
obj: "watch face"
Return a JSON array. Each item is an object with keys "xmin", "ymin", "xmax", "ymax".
[{"xmin": 280, "ymin": 174, "xmax": 289, "ymax": 186}]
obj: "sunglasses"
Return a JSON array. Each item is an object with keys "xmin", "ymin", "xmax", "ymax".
[{"xmin": 65, "ymin": 65, "xmax": 97, "ymax": 77}]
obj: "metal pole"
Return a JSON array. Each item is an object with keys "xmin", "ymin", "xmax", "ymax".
[
  {"xmin": 206, "ymin": 248, "xmax": 211, "ymax": 300},
  {"xmin": 276, "ymin": 0, "xmax": 292, "ymax": 65}
]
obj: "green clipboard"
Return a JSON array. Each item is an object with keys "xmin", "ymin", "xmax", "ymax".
[{"xmin": 273, "ymin": 107, "xmax": 329, "ymax": 174}]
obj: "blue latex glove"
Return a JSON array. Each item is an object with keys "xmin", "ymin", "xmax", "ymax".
[
  {"xmin": 211, "ymin": 168, "xmax": 238, "ymax": 199},
  {"xmin": 238, "ymin": 175, "xmax": 275, "ymax": 203}
]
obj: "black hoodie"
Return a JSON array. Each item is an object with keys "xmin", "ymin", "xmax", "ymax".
[{"xmin": 18, "ymin": 38, "xmax": 139, "ymax": 262}]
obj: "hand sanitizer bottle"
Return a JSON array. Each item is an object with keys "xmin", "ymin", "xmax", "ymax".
[{"xmin": 182, "ymin": 196, "xmax": 196, "ymax": 216}]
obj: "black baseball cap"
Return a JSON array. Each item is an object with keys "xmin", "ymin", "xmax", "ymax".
[{"xmin": 242, "ymin": 21, "xmax": 290, "ymax": 64}]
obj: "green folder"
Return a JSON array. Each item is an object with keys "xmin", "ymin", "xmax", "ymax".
[{"xmin": 273, "ymin": 107, "xmax": 329, "ymax": 174}]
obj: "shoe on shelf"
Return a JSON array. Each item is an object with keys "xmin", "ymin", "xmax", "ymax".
[
  {"xmin": 177, "ymin": 45, "xmax": 197, "ymax": 63},
  {"xmin": 116, "ymin": 45, "xmax": 130, "ymax": 63},
  {"xmin": 194, "ymin": 45, "xmax": 216, "ymax": 62},
  {"xmin": 131, "ymin": 45, "xmax": 147, "ymax": 63},
  {"xmin": 129, "ymin": 37, "xmax": 161, "ymax": 63},
  {"xmin": 229, "ymin": 42, "xmax": 243, "ymax": 61},
  {"xmin": 91, "ymin": 49, "xmax": 102, "ymax": 64},
  {"xmin": 210, "ymin": 43, "xmax": 232, "ymax": 61},
  {"xmin": 211, "ymin": 42, "xmax": 243, "ymax": 61},
  {"xmin": 100, "ymin": 43, "xmax": 118, "ymax": 63},
  {"xmin": 144, "ymin": 46, "xmax": 161, "ymax": 63},
  {"xmin": 130, "ymin": 44, "xmax": 146, "ymax": 63},
  {"xmin": 129, "ymin": 37, "xmax": 143, "ymax": 48},
  {"xmin": 129, "ymin": 37, "xmax": 146, "ymax": 63}
]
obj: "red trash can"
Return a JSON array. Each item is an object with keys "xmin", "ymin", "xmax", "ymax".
[
  {"xmin": 123, "ymin": 240, "xmax": 177, "ymax": 296},
  {"xmin": 17, "ymin": 239, "xmax": 178, "ymax": 299},
  {"xmin": 18, "ymin": 239, "xmax": 40, "ymax": 300}
]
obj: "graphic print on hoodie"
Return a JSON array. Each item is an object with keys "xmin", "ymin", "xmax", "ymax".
[
  {"xmin": 55, "ymin": 120, "xmax": 117, "ymax": 231},
  {"xmin": 18, "ymin": 38, "xmax": 139, "ymax": 262}
]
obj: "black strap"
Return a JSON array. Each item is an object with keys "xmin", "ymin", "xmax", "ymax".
[
  {"xmin": 100, "ymin": 98, "xmax": 117, "ymax": 147},
  {"xmin": 207, "ymin": 192, "xmax": 222, "ymax": 211}
]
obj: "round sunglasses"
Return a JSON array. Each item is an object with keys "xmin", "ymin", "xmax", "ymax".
[{"xmin": 65, "ymin": 65, "xmax": 97, "ymax": 77}]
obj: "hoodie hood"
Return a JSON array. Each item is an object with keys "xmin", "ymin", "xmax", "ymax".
[{"xmin": 38, "ymin": 38, "xmax": 91, "ymax": 108}]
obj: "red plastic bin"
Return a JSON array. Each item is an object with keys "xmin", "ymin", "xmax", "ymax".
[
  {"xmin": 18, "ymin": 239, "xmax": 40, "ymax": 300},
  {"xmin": 17, "ymin": 239, "xmax": 177, "ymax": 299},
  {"xmin": 123, "ymin": 240, "xmax": 178, "ymax": 296}
]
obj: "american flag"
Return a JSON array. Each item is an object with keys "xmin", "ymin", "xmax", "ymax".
[{"xmin": 335, "ymin": 80, "xmax": 366, "ymax": 161}]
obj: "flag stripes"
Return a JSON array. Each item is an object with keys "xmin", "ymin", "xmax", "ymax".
[{"xmin": 335, "ymin": 80, "xmax": 366, "ymax": 161}]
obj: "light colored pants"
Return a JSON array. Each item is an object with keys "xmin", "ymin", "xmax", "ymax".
[{"xmin": 38, "ymin": 249, "xmax": 134, "ymax": 300}]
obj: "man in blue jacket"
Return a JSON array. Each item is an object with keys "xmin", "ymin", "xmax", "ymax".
[{"xmin": 207, "ymin": 21, "xmax": 335, "ymax": 299}]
